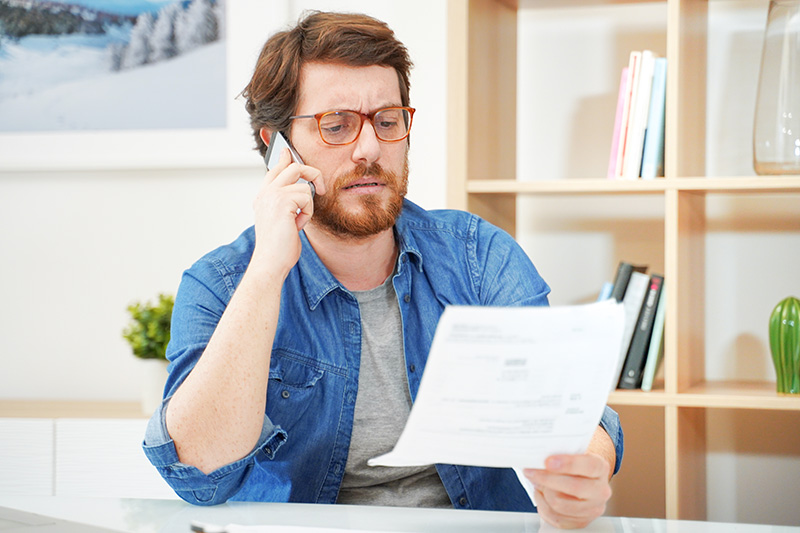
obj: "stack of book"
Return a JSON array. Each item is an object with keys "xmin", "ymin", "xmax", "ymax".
[
  {"xmin": 601, "ymin": 261, "xmax": 666, "ymax": 391},
  {"xmin": 607, "ymin": 50, "xmax": 667, "ymax": 180}
]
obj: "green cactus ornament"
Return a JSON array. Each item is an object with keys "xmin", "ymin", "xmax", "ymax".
[{"xmin": 769, "ymin": 296, "xmax": 800, "ymax": 394}]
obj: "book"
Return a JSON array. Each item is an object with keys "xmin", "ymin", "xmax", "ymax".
[
  {"xmin": 622, "ymin": 50, "xmax": 657, "ymax": 179},
  {"xmin": 613, "ymin": 51, "xmax": 641, "ymax": 179},
  {"xmin": 597, "ymin": 281, "xmax": 614, "ymax": 301},
  {"xmin": 607, "ymin": 67, "xmax": 629, "ymax": 179},
  {"xmin": 614, "ymin": 270, "xmax": 649, "ymax": 386},
  {"xmin": 640, "ymin": 57, "xmax": 667, "ymax": 180},
  {"xmin": 608, "ymin": 261, "xmax": 649, "ymax": 386},
  {"xmin": 618, "ymin": 273, "xmax": 664, "ymax": 389},
  {"xmin": 640, "ymin": 286, "xmax": 666, "ymax": 391},
  {"xmin": 609, "ymin": 261, "xmax": 648, "ymax": 303}
]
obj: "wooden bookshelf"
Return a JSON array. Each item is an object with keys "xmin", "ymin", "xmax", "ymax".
[
  {"xmin": 609, "ymin": 382, "xmax": 800, "ymax": 410},
  {"xmin": 447, "ymin": 0, "xmax": 800, "ymax": 522},
  {"xmin": 0, "ymin": 400, "xmax": 146, "ymax": 419},
  {"xmin": 466, "ymin": 176, "xmax": 800, "ymax": 194}
]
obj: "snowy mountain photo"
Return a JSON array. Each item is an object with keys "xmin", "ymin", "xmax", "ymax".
[{"xmin": 0, "ymin": 0, "xmax": 226, "ymax": 132}]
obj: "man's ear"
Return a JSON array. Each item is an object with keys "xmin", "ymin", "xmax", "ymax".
[{"xmin": 259, "ymin": 127, "xmax": 273, "ymax": 147}]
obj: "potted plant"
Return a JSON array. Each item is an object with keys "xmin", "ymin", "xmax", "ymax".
[
  {"xmin": 122, "ymin": 293, "xmax": 174, "ymax": 414},
  {"xmin": 769, "ymin": 295, "xmax": 800, "ymax": 394}
]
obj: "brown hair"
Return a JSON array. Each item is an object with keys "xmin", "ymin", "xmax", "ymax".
[{"xmin": 241, "ymin": 11, "xmax": 414, "ymax": 157}]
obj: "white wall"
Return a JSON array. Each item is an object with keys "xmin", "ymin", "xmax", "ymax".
[{"xmin": 0, "ymin": 0, "xmax": 447, "ymax": 402}]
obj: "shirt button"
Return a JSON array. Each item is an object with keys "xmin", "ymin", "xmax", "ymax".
[
  {"xmin": 459, "ymin": 497, "xmax": 467, "ymax": 507},
  {"xmin": 404, "ymin": 294, "xmax": 411, "ymax": 303},
  {"xmin": 281, "ymin": 390, "xmax": 290, "ymax": 399},
  {"xmin": 409, "ymin": 364, "xmax": 416, "ymax": 373}
]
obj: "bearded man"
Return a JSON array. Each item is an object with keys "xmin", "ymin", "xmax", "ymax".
[{"xmin": 143, "ymin": 11, "xmax": 623, "ymax": 530}]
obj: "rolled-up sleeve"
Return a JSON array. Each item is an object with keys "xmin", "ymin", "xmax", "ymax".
[
  {"xmin": 141, "ymin": 398, "xmax": 288, "ymax": 505},
  {"xmin": 599, "ymin": 405, "xmax": 624, "ymax": 475}
]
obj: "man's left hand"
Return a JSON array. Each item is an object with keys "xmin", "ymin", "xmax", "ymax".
[
  {"xmin": 524, "ymin": 452, "xmax": 612, "ymax": 529},
  {"xmin": 524, "ymin": 426, "xmax": 616, "ymax": 529}
]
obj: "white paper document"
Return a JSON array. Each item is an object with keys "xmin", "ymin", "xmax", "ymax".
[{"xmin": 367, "ymin": 299, "xmax": 625, "ymax": 470}]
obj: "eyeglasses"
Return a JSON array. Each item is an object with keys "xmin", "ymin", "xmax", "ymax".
[{"xmin": 289, "ymin": 106, "xmax": 415, "ymax": 146}]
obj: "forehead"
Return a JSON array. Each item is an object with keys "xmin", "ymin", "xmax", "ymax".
[{"xmin": 296, "ymin": 62, "xmax": 402, "ymax": 113}]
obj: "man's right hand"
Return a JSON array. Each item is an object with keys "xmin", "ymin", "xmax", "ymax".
[
  {"xmin": 251, "ymin": 147, "xmax": 323, "ymax": 277},
  {"xmin": 165, "ymin": 148, "xmax": 322, "ymax": 475}
]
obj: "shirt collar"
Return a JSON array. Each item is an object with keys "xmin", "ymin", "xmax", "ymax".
[
  {"xmin": 296, "ymin": 199, "xmax": 424, "ymax": 310},
  {"xmin": 392, "ymin": 200, "xmax": 424, "ymax": 273}
]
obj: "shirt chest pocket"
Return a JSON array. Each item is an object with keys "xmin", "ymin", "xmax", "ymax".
[{"xmin": 266, "ymin": 355, "xmax": 325, "ymax": 427}]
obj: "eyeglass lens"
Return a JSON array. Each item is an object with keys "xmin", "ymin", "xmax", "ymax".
[{"xmin": 319, "ymin": 108, "xmax": 411, "ymax": 145}]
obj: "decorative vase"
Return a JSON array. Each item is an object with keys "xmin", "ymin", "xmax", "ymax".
[
  {"xmin": 753, "ymin": 0, "xmax": 800, "ymax": 175},
  {"xmin": 141, "ymin": 358, "xmax": 169, "ymax": 415},
  {"xmin": 769, "ymin": 296, "xmax": 800, "ymax": 394}
]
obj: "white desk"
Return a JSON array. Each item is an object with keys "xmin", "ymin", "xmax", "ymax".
[{"xmin": 1, "ymin": 495, "xmax": 798, "ymax": 533}]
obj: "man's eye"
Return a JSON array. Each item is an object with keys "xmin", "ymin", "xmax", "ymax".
[{"xmin": 321, "ymin": 119, "xmax": 354, "ymax": 136}]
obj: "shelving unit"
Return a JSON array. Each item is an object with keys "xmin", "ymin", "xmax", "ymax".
[
  {"xmin": 447, "ymin": 0, "xmax": 800, "ymax": 523},
  {"xmin": 0, "ymin": 400, "xmax": 144, "ymax": 419}
]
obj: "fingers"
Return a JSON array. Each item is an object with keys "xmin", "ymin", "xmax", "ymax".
[
  {"xmin": 524, "ymin": 454, "xmax": 612, "ymax": 529},
  {"xmin": 249, "ymin": 149, "xmax": 316, "ymax": 274},
  {"xmin": 544, "ymin": 453, "xmax": 611, "ymax": 480},
  {"xmin": 533, "ymin": 487, "xmax": 602, "ymax": 530},
  {"xmin": 256, "ymin": 148, "xmax": 322, "ymax": 229},
  {"xmin": 266, "ymin": 148, "xmax": 325, "ymax": 197}
]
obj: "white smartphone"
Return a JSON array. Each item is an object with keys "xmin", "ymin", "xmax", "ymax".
[
  {"xmin": 265, "ymin": 130, "xmax": 303, "ymax": 169},
  {"xmin": 265, "ymin": 131, "xmax": 315, "ymax": 198}
]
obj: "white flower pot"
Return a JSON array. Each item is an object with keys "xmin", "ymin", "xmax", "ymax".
[{"xmin": 141, "ymin": 359, "xmax": 169, "ymax": 416}]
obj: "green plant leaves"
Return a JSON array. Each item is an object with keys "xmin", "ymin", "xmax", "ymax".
[{"xmin": 122, "ymin": 293, "xmax": 174, "ymax": 360}]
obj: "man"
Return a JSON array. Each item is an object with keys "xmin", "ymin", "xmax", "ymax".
[{"xmin": 143, "ymin": 11, "xmax": 622, "ymax": 529}]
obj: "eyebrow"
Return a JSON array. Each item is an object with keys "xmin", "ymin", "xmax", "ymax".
[{"xmin": 310, "ymin": 103, "xmax": 405, "ymax": 115}]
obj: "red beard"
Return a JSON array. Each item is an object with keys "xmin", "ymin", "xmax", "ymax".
[{"xmin": 312, "ymin": 159, "xmax": 409, "ymax": 238}]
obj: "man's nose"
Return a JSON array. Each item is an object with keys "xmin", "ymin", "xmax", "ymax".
[{"xmin": 351, "ymin": 120, "xmax": 381, "ymax": 165}]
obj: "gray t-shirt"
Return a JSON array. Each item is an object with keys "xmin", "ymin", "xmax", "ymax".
[{"xmin": 336, "ymin": 276, "xmax": 452, "ymax": 508}]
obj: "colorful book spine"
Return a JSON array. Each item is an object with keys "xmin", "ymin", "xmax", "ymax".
[
  {"xmin": 597, "ymin": 281, "xmax": 614, "ymax": 301},
  {"xmin": 610, "ymin": 261, "xmax": 647, "ymax": 303},
  {"xmin": 622, "ymin": 50, "xmax": 657, "ymax": 179},
  {"xmin": 641, "ymin": 286, "xmax": 666, "ymax": 391},
  {"xmin": 641, "ymin": 57, "xmax": 667, "ymax": 180},
  {"xmin": 607, "ymin": 67, "xmax": 629, "ymax": 179},
  {"xmin": 613, "ymin": 51, "xmax": 641, "ymax": 180},
  {"xmin": 619, "ymin": 274, "xmax": 664, "ymax": 389},
  {"xmin": 609, "ymin": 262, "xmax": 649, "ymax": 387}
]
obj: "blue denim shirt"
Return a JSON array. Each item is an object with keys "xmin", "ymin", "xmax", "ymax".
[{"xmin": 143, "ymin": 199, "xmax": 623, "ymax": 510}]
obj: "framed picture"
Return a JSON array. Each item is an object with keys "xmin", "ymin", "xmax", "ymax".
[{"xmin": 0, "ymin": 0, "xmax": 287, "ymax": 170}]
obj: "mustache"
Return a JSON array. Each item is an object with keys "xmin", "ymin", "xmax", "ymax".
[{"xmin": 334, "ymin": 163, "xmax": 399, "ymax": 190}]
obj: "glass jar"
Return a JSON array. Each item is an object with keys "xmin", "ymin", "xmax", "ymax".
[{"xmin": 753, "ymin": 0, "xmax": 800, "ymax": 175}]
